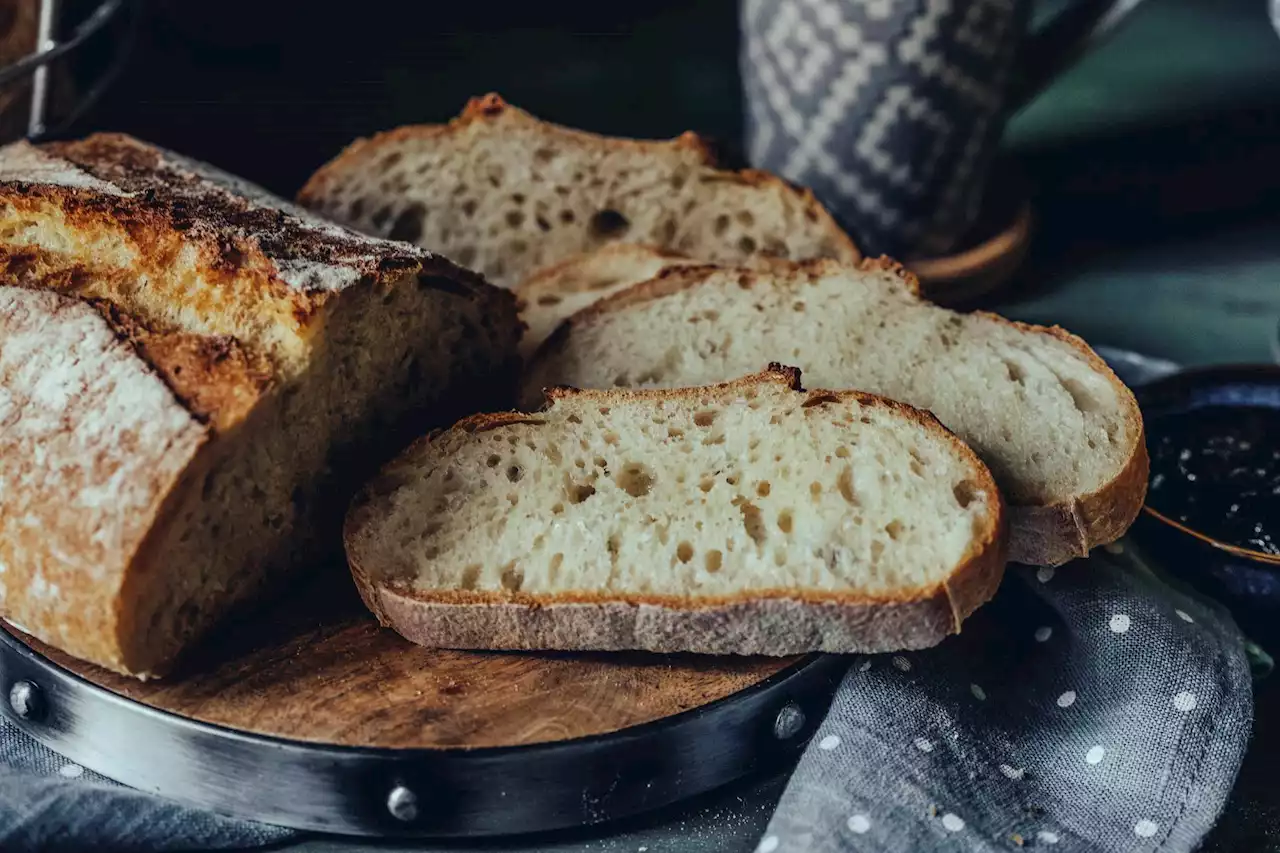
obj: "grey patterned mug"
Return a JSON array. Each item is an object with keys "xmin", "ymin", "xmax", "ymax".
[{"xmin": 742, "ymin": 0, "xmax": 1145, "ymax": 258}]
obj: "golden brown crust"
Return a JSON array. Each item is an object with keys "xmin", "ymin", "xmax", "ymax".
[{"xmin": 344, "ymin": 366, "xmax": 1007, "ymax": 653}]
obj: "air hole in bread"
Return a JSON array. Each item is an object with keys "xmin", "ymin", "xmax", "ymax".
[
  {"xmin": 774, "ymin": 549, "xmax": 787, "ymax": 567},
  {"xmin": 500, "ymin": 563, "xmax": 524, "ymax": 591},
  {"xmin": 510, "ymin": 239, "xmax": 529, "ymax": 255},
  {"xmin": 460, "ymin": 565, "xmax": 481, "ymax": 590},
  {"xmin": 506, "ymin": 464, "xmax": 523, "ymax": 483},
  {"xmin": 738, "ymin": 236, "xmax": 757, "ymax": 254},
  {"xmin": 507, "ymin": 493, "xmax": 518, "ymax": 506},
  {"xmin": 659, "ymin": 218, "xmax": 677, "ymax": 243},
  {"xmin": 677, "ymin": 541, "xmax": 694, "ymax": 563},
  {"xmin": 1061, "ymin": 377, "xmax": 1099, "ymax": 414},
  {"xmin": 705, "ymin": 549, "xmax": 722, "ymax": 572},
  {"xmin": 668, "ymin": 427, "xmax": 684, "ymax": 439},
  {"xmin": 870, "ymin": 540, "xmax": 885, "ymax": 563},
  {"xmin": 612, "ymin": 374, "xmax": 630, "ymax": 387},
  {"xmin": 756, "ymin": 481, "xmax": 771, "ymax": 497},
  {"xmin": 349, "ymin": 198, "xmax": 365, "ymax": 219},
  {"xmin": 885, "ymin": 520, "xmax": 904, "ymax": 540},
  {"xmin": 763, "ymin": 237, "xmax": 788, "ymax": 257},
  {"xmin": 506, "ymin": 210, "xmax": 525, "ymax": 228},
  {"xmin": 371, "ymin": 205, "xmax": 393, "ymax": 229},
  {"xmin": 593, "ymin": 456, "xmax": 608, "ymax": 470},
  {"xmin": 551, "ymin": 502, "xmax": 565, "ymax": 515},
  {"xmin": 568, "ymin": 414, "xmax": 582, "ymax": 424},
  {"xmin": 535, "ymin": 147, "xmax": 557, "ymax": 163},
  {"xmin": 548, "ymin": 552, "xmax": 564, "ymax": 580},
  {"xmin": 837, "ymin": 467, "xmax": 858, "ymax": 505},
  {"xmin": 953, "ymin": 481, "xmax": 978, "ymax": 508},
  {"xmin": 598, "ymin": 407, "xmax": 610, "ymax": 415},
  {"xmin": 778, "ymin": 510, "xmax": 794, "ymax": 534},
  {"xmin": 604, "ymin": 431, "xmax": 620, "ymax": 445},
  {"xmin": 460, "ymin": 199, "xmax": 478, "ymax": 218},
  {"xmin": 740, "ymin": 501, "xmax": 767, "ymax": 545},
  {"xmin": 378, "ymin": 152, "xmax": 402, "ymax": 173},
  {"xmin": 536, "ymin": 214, "xmax": 551, "ymax": 232},
  {"xmin": 699, "ymin": 476, "xmax": 715, "ymax": 493},
  {"xmin": 713, "ymin": 214, "xmax": 730, "ymax": 236},
  {"xmin": 703, "ymin": 433, "xmax": 725, "ymax": 446},
  {"xmin": 693, "ymin": 410, "xmax": 717, "ymax": 427},
  {"xmin": 486, "ymin": 454, "xmax": 501, "ymax": 468},
  {"xmin": 537, "ymin": 294, "xmax": 562, "ymax": 306},
  {"xmin": 586, "ymin": 275, "xmax": 621, "ymax": 292},
  {"xmin": 559, "ymin": 209, "xmax": 575, "ymax": 223},
  {"xmin": 614, "ymin": 463, "xmax": 655, "ymax": 498},
  {"xmin": 566, "ymin": 479, "xmax": 596, "ymax": 504},
  {"xmin": 487, "ymin": 166, "xmax": 505, "ymax": 187},
  {"xmin": 455, "ymin": 246, "xmax": 477, "ymax": 267},
  {"xmin": 589, "ymin": 209, "xmax": 630, "ymax": 239}
]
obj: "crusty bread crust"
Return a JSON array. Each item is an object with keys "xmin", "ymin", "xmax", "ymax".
[
  {"xmin": 526, "ymin": 257, "xmax": 1146, "ymax": 566},
  {"xmin": 345, "ymin": 366, "xmax": 1008, "ymax": 655},
  {"xmin": 0, "ymin": 136, "xmax": 522, "ymax": 676}
]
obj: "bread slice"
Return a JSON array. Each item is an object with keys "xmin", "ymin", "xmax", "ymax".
[
  {"xmin": 0, "ymin": 135, "xmax": 520, "ymax": 677},
  {"xmin": 345, "ymin": 366, "xmax": 1007, "ymax": 656},
  {"xmin": 296, "ymin": 94, "xmax": 858, "ymax": 289},
  {"xmin": 525, "ymin": 259, "xmax": 1147, "ymax": 567},
  {"xmin": 514, "ymin": 243, "xmax": 696, "ymax": 358}
]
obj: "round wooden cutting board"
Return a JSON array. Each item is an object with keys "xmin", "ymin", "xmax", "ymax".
[
  {"xmin": 12, "ymin": 569, "xmax": 795, "ymax": 749},
  {"xmin": 1, "ymin": 566, "xmax": 842, "ymax": 837}
]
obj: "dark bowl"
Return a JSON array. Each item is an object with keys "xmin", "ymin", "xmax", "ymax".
[{"xmin": 1131, "ymin": 364, "xmax": 1280, "ymax": 635}]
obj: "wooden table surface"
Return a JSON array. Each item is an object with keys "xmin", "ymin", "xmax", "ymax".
[{"xmin": 86, "ymin": 0, "xmax": 1280, "ymax": 849}]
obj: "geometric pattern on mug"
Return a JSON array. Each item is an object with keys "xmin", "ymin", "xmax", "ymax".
[{"xmin": 741, "ymin": 0, "xmax": 1022, "ymax": 254}]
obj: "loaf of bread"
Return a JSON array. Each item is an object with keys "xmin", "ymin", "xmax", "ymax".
[
  {"xmin": 525, "ymin": 258, "xmax": 1147, "ymax": 566},
  {"xmin": 296, "ymin": 94, "xmax": 859, "ymax": 289},
  {"xmin": 0, "ymin": 135, "xmax": 520, "ymax": 677},
  {"xmin": 345, "ymin": 367, "xmax": 1006, "ymax": 655}
]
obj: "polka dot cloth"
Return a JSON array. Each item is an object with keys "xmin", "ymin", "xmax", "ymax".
[{"xmin": 758, "ymin": 542, "xmax": 1251, "ymax": 852}]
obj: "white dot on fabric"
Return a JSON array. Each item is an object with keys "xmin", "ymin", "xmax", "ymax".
[
  {"xmin": 970, "ymin": 683, "xmax": 986, "ymax": 701},
  {"xmin": 892, "ymin": 656, "xmax": 912, "ymax": 672},
  {"xmin": 1110, "ymin": 613, "xmax": 1132, "ymax": 633},
  {"xmin": 1037, "ymin": 830, "xmax": 1060, "ymax": 844},
  {"xmin": 999, "ymin": 764, "xmax": 1024, "ymax": 780},
  {"xmin": 941, "ymin": 813, "xmax": 965, "ymax": 832},
  {"xmin": 847, "ymin": 814, "xmax": 871, "ymax": 834},
  {"xmin": 1086, "ymin": 745, "xmax": 1106, "ymax": 765},
  {"xmin": 1036, "ymin": 566, "xmax": 1055, "ymax": 583},
  {"xmin": 1176, "ymin": 609, "xmax": 1195, "ymax": 623},
  {"xmin": 1104, "ymin": 541, "xmax": 1125, "ymax": 555},
  {"xmin": 757, "ymin": 835, "xmax": 780, "ymax": 852},
  {"xmin": 914, "ymin": 737, "xmax": 934, "ymax": 752},
  {"xmin": 58, "ymin": 763, "xmax": 83, "ymax": 778},
  {"xmin": 819, "ymin": 735, "xmax": 841, "ymax": 750},
  {"xmin": 1034, "ymin": 626, "xmax": 1053, "ymax": 642},
  {"xmin": 1173, "ymin": 691, "xmax": 1198, "ymax": 712},
  {"xmin": 859, "ymin": 659, "xmax": 872, "ymax": 671},
  {"xmin": 1057, "ymin": 691, "xmax": 1077, "ymax": 708},
  {"xmin": 1134, "ymin": 819, "xmax": 1159, "ymax": 838}
]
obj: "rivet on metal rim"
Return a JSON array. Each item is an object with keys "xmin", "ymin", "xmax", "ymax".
[
  {"xmin": 773, "ymin": 702, "xmax": 805, "ymax": 740},
  {"xmin": 386, "ymin": 785, "xmax": 419, "ymax": 822},
  {"xmin": 8, "ymin": 680, "xmax": 45, "ymax": 722}
]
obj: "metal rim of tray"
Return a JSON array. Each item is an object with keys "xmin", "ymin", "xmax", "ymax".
[{"xmin": 0, "ymin": 628, "xmax": 845, "ymax": 837}]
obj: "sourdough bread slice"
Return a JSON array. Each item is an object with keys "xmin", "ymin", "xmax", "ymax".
[
  {"xmin": 345, "ymin": 366, "xmax": 1007, "ymax": 655},
  {"xmin": 525, "ymin": 259, "xmax": 1147, "ymax": 566},
  {"xmin": 515, "ymin": 243, "xmax": 696, "ymax": 358},
  {"xmin": 297, "ymin": 94, "xmax": 858, "ymax": 289},
  {"xmin": 0, "ymin": 135, "xmax": 520, "ymax": 677}
]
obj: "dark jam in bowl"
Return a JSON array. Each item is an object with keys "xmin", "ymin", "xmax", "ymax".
[{"xmin": 1147, "ymin": 406, "xmax": 1280, "ymax": 556}]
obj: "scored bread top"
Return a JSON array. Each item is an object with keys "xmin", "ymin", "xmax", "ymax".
[
  {"xmin": 0, "ymin": 287, "xmax": 209, "ymax": 641},
  {"xmin": 0, "ymin": 135, "xmax": 512, "ymax": 371},
  {"xmin": 525, "ymin": 257, "xmax": 1147, "ymax": 566},
  {"xmin": 345, "ymin": 366, "xmax": 1007, "ymax": 655},
  {"xmin": 297, "ymin": 93, "xmax": 859, "ymax": 288}
]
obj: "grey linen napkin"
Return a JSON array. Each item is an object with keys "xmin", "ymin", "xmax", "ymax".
[
  {"xmin": 0, "ymin": 348, "xmax": 1253, "ymax": 852},
  {"xmin": 759, "ymin": 545, "xmax": 1253, "ymax": 853}
]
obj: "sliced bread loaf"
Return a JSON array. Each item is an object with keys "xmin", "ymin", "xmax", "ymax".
[
  {"xmin": 345, "ymin": 366, "xmax": 1007, "ymax": 655},
  {"xmin": 297, "ymin": 94, "xmax": 858, "ymax": 289},
  {"xmin": 0, "ymin": 135, "xmax": 519, "ymax": 677},
  {"xmin": 524, "ymin": 259, "xmax": 1147, "ymax": 566}
]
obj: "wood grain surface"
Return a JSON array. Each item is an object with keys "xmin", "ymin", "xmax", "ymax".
[{"xmin": 8, "ymin": 567, "xmax": 796, "ymax": 749}]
